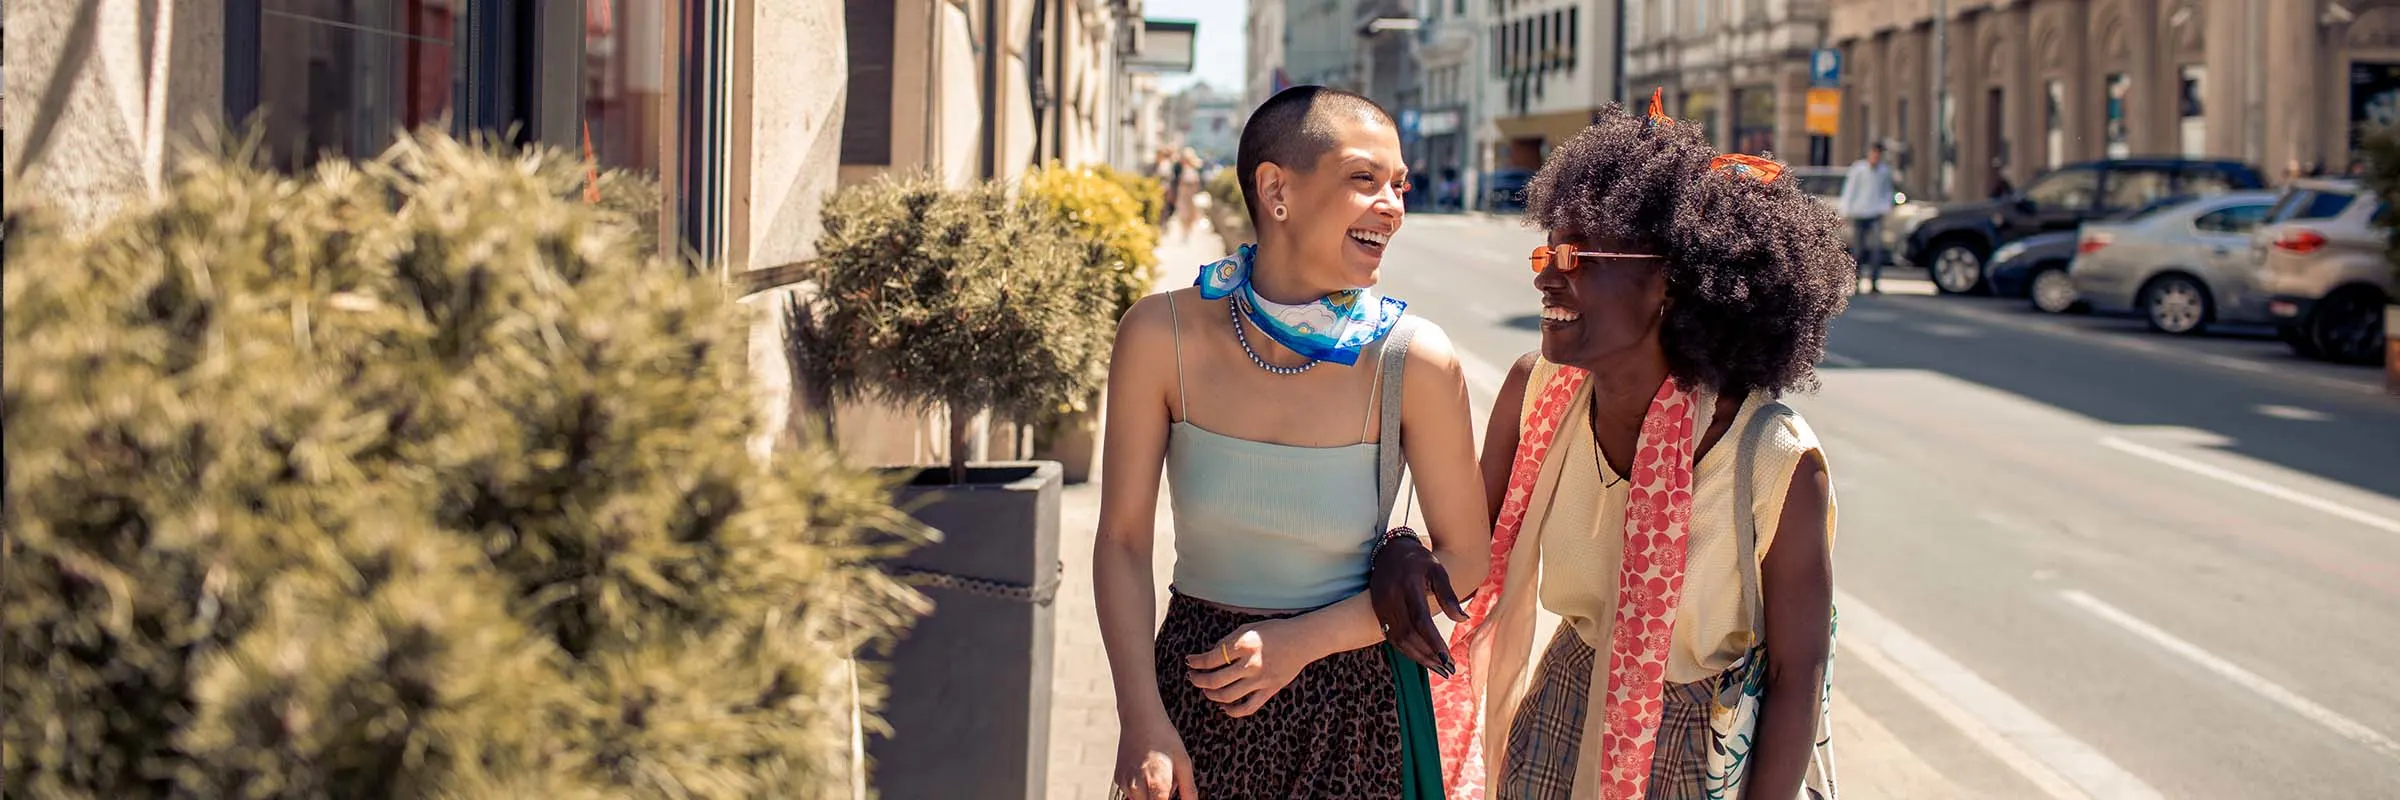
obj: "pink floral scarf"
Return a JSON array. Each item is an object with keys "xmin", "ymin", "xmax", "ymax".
[{"xmin": 1433, "ymin": 362, "xmax": 1705, "ymax": 799}]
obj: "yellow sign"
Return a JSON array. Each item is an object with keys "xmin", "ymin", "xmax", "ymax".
[{"xmin": 1805, "ymin": 88, "xmax": 1842, "ymax": 136}]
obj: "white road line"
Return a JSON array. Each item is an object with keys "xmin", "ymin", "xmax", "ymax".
[
  {"xmin": 2097, "ymin": 436, "xmax": 2400, "ymax": 535},
  {"xmin": 1822, "ymin": 351, "xmax": 1867, "ymax": 368},
  {"xmin": 1836, "ymin": 589, "xmax": 2161, "ymax": 800},
  {"xmin": 2059, "ymin": 589, "xmax": 2400, "ymax": 763}
]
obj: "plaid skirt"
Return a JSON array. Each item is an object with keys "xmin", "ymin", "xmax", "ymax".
[
  {"xmin": 1151, "ymin": 593, "xmax": 1405, "ymax": 799},
  {"xmin": 1500, "ymin": 623, "xmax": 1719, "ymax": 800}
]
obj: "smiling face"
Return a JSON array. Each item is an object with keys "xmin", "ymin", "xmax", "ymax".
[
  {"xmin": 1533, "ymin": 231, "xmax": 1671, "ymax": 368},
  {"xmin": 1252, "ymin": 113, "xmax": 1408, "ymax": 293}
]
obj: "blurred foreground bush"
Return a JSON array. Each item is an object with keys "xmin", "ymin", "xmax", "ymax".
[{"xmin": 1, "ymin": 131, "xmax": 927, "ymax": 799}]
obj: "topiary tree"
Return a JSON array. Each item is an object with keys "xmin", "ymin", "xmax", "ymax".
[
  {"xmin": 2356, "ymin": 122, "xmax": 2400, "ymax": 288},
  {"xmin": 803, "ymin": 173, "xmax": 1117, "ymax": 485},
  {"xmin": 2, "ymin": 129, "xmax": 928, "ymax": 799}
]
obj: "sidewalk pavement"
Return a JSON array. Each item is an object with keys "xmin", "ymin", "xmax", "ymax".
[
  {"xmin": 1044, "ymin": 222, "xmax": 1228, "ymax": 800},
  {"xmin": 1041, "ymin": 219, "xmax": 1964, "ymax": 798}
]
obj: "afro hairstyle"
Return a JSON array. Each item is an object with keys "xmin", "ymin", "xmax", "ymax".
[{"xmin": 1520, "ymin": 101, "xmax": 1854, "ymax": 396}]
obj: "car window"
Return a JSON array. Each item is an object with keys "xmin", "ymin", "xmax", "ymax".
[
  {"xmin": 2192, "ymin": 202, "xmax": 2272, "ymax": 233},
  {"xmin": 1796, "ymin": 174, "xmax": 1846, "ymax": 197},
  {"xmin": 2024, "ymin": 167, "xmax": 2099, "ymax": 212},
  {"xmin": 2178, "ymin": 166, "xmax": 2236, "ymax": 195},
  {"xmin": 2101, "ymin": 168, "xmax": 2174, "ymax": 213},
  {"xmin": 2293, "ymin": 190, "xmax": 2357, "ymax": 220}
]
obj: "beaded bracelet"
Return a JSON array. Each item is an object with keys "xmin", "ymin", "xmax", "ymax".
[{"xmin": 1367, "ymin": 526, "xmax": 1427, "ymax": 569}]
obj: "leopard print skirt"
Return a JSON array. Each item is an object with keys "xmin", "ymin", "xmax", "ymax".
[{"xmin": 1152, "ymin": 593, "xmax": 1403, "ymax": 799}]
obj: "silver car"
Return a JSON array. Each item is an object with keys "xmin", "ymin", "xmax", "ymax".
[
  {"xmin": 2069, "ymin": 191, "xmax": 2280, "ymax": 334},
  {"xmin": 2252, "ymin": 178, "xmax": 2396, "ymax": 364},
  {"xmin": 1791, "ymin": 166, "xmax": 1918, "ymax": 253}
]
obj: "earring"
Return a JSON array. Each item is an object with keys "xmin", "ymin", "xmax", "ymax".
[{"xmin": 1272, "ymin": 204, "xmax": 1288, "ymax": 221}]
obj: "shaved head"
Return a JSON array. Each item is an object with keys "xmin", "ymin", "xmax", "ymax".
[{"xmin": 1236, "ymin": 86, "xmax": 1398, "ymax": 224}]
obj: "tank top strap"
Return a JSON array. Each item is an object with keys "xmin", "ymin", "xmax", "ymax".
[{"xmin": 1167, "ymin": 292, "xmax": 1189, "ymax": 422}]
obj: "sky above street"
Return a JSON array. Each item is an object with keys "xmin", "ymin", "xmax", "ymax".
[{"xmin": 1147, "ymin": 0, "xmax": 1246, "ymax": 94}]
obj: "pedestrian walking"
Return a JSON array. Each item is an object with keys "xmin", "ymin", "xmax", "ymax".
[
  {"xmin": 1374, "ymin": 91, "xmax": 1853, "ymax": 800},
  {"xmin": 1836, "ymin": 142, "xmax": 1896, "ymax": 293},
  {"xmin": 1093, "ymin": 85, "xmax": 1491, "ymax": 800}
]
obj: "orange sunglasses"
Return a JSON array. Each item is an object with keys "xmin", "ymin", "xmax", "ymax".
[{"xmin": 1528, "ymin": 243, "xmax": 1667, "ymax": 274}]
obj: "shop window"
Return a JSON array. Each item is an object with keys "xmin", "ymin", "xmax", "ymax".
[
  {"xmin": 585, "ymin": 0, "xmax": 668, "ymax": 174},
  {"xmin": 245, "ymin": 0, "xmax": 463, "ymax": 170}
]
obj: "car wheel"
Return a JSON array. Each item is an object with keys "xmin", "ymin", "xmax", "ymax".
[
  {"xmin": 2279, "ymin": 324, "xmax": 2324, "ymax": 358},
  {"xmin": 2306, "ymin": 287, "xmax": 2388, "ymax": 365},
  {"xmin": 2140, "ymin": 275, "xmax": 2212, "ymax": 335},
  {"xmin": 1931, "ymin": 241, "xmax": 1987, "ymax": 295},
  {"xmin": 2028, "ymin": 266, "xmax": 2082, "ymax": 314}
]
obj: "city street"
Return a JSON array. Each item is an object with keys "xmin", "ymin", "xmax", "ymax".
[{"xmin": 1379, "ymin": 213, "xmax": 2400, "ymax": 798}]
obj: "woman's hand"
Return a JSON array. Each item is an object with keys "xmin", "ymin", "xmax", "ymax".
[
  {"xmin": 1369, "ymin": 533, "xmax": 1465, "ymax": 677},
  {"xmin": 1184, "ymin": 619, "xmax": 1316, "ymax": 718},
  {"xmin": 1113, "ymin": 720, "xmax": 1198, "ymax": 800}
]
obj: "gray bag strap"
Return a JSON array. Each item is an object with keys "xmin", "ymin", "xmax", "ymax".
[{"xmin": 1374, "ymin": 316, "xmax": 1422, "ymax": 529}]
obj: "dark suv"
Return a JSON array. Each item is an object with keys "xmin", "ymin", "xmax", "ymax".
[{"xmin": 1899, "ymin": 158, "xmax": 2268, "ymax": 294}]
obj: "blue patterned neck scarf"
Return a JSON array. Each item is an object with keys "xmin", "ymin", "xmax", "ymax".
[{"xmin": 1195, "ymin": 243, "xmax": 1408, "ymax": 367}]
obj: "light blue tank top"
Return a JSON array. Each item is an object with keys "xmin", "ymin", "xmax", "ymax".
[{"xmin": 1162, "ymin": 294, "xmax": 1385, "ymax": 611}]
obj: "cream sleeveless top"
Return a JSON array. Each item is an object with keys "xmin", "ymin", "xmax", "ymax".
[{"xmin": 1530, "ymin": 376, "xmax": 1838, "ymax": 684}]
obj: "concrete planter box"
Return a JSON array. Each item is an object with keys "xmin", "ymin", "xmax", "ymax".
[
  {"xmin": 869, "ymin": 461, "xmax": 1063, "ymax": 800},
  {"xmin": 1034, "ymin": 395, "xmax": 1101, "ymax": 485}
]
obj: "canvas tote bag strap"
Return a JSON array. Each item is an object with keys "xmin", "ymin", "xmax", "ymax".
[
  {"xmin": 1375, "ymin": 316, "xmax": 1422, "ymax": 527},
  {"xmin": 1732, "ymin": 398, "xmax": 1794, "ymax": 638}
]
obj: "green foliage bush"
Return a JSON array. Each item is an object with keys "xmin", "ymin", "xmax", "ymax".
[
  {"xmin": 1094, "ymin": 164, "xmax": 1167, "ymax": 229},
  {"xmin": 1025, "ymin": 162, "xmax": 1160, "ymax": 324},
  {"xmin": 803, "ymin": 173, "xmax": 1118, "ymax": 482},
  {"xmin": 1204, "ymin": 166, "xmax": 1255, "ymax": 247},
  {"xmin": 2, "ymin": 130, "xmax": 928, "ymax": 799},
  {"xmin": 2352, "ymin": 122, "xmax": 2400, "ymax": 286}
]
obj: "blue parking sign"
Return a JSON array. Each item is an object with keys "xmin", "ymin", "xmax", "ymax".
[{"xmin": 1811, "ymin": 49, "xmax": 1842, "ymax": 87}]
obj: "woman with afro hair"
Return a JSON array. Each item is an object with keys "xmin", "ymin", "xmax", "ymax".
[{"xmin": 1371, "ymin": 92, "xmax": 1854, "ymax": 799}]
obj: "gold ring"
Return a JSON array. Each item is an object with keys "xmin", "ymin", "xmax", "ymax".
[{"xmin": 1221, "ymin": 642, "xmax": 1233, "ymax": 666}]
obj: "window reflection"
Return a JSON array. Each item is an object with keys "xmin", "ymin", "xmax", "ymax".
[
  {"xmin": 256, "ymin": 0, "xmax": 460, "ymax": 170},
  {"xmin": 583, "ymin": 0, "xmax": 665, "ymax": 176}
]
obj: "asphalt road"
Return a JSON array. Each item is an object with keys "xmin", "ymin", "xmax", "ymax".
[{"xmin": 1379, "ymin": 212, "xmax": 2400, "ymax": 799}]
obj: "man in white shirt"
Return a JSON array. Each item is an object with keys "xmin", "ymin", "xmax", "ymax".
[{"xmin": 1837, "ymin": 142, "xmax": 1897, "ymax": 293}]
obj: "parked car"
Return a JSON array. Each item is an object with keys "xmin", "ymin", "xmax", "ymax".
[
  {"xmin": 1987, "ymin": 231, "xmax": 2084, "ymax": 313},
  {"xmin": 2251, "ymin": 178, "xmax": 2396, "ymax": 364},
  {"xmin": 2068, "ymin": 191, "xmax": 2280, "ymax": 334},
  {"xmin": 1484, "ymin": 168, "xmax": 1534, "ymax": 212},
  {"xmin": 1897, "ymin": 158, "xmax": 2269, "ymax": 295}
]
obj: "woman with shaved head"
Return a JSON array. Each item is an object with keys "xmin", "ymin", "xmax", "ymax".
[{"xmin": 1093, "ymin": 85, "xmax": 1490, "ymax": 799}]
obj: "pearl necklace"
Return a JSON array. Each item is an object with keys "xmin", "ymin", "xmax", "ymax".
[{"xmin": 1229, "ymin": 297, "xmax": 1319, "ymax": 375}]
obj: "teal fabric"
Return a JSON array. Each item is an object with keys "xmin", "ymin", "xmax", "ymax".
[
  {"xmin": 1165, "ymin": 422, "xmax": 1381, "ymax": 610},
  {"xmin": 1385, "ymin": 644, "xmax": 1447, "ymax": 800}
]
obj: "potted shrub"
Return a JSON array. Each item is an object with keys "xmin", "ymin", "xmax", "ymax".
[
  {"xmin": 1022, "ymin": 163, "xmax": 1161, "ymax": 482},
  {"xmin": 802, "ymin": 173, "xmax": 1117, "ymax": 799},
  {"xmin": 2351, "ymin": 125, "xmax": 2400, "ymax": 393},
  {"xmin": 2, "ymin": 131, "xmax": 927, "ymax": 797},
  {"xmin": 1205, "ymin": 167, "xmax": 1254, "ymax": 256}
]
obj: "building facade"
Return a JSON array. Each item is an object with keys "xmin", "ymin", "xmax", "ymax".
[
  {"xmin": 1285, "ymin": 0, "xmax": 1368, "ymax": 88},
  {"xmin": 1829, "ymin": 0, "xmax": 2400, "ymax": 203},
  {"xmin": 1249, "ymin": 0, "xmax": 1290, "ymax": 111},
  {"xmin": 1628, "ymin": 0, "xmax": 1832, "ymax": 166},
  {"xmin": 1484, "ymin": 0, "xmax": 1626, "ymax": 170},
  {"xmin": 1419, "ymin": 0, "xmax": 1487, "ymax": 201}
]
